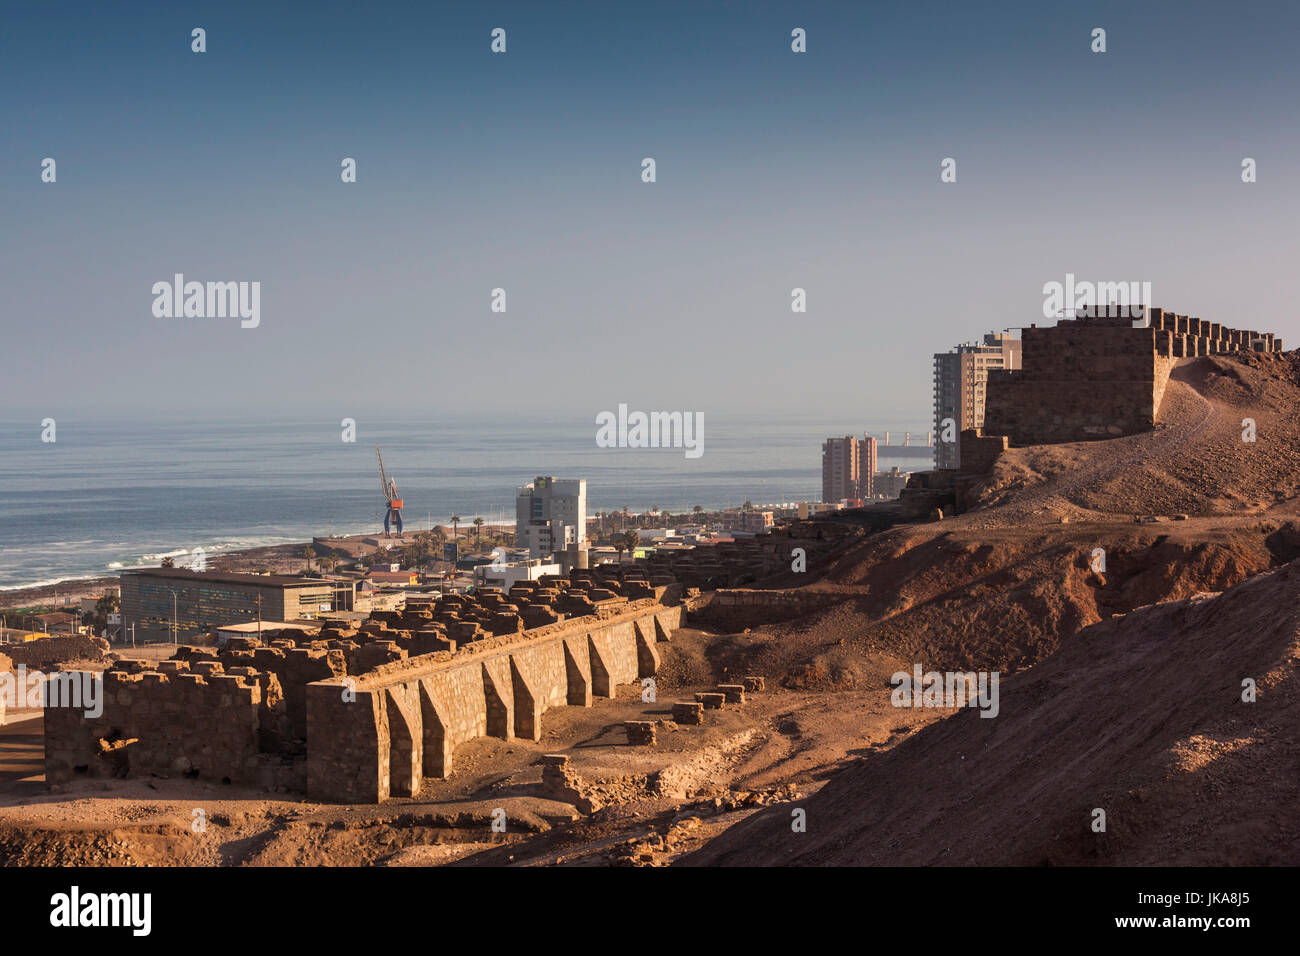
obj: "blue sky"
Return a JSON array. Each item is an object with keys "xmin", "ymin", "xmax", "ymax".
[{"xmin": 3, "ymin": 0, "xmax": 1298, "ymax": 423}]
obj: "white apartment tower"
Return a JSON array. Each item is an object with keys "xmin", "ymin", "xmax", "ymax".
[{"xmin": 516, "ymin": 477, "xmax": 587, "ymax": 559}]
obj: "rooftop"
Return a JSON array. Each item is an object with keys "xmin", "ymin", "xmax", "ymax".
[{"xmin": 121, "ymin": 568, "xmax": 331, "ymax": 589}]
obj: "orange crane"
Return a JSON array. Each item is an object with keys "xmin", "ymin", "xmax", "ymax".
[{"xmin": 376, "ymin": 445, "xmax": 404, "ymax": 537}]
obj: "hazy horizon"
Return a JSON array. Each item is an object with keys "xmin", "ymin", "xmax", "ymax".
[{"xmin": 4, "ymin": 0, "xmax": 1300, "ymax": 425}]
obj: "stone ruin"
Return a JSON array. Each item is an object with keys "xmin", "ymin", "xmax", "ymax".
[
  {"xmin": 306, "ymin": 599, "xmax": 682, "ymax": 802},
  {"xmin": 43, "ymin": 524, "xmax": 849, "ymax": 802},
  {"xmin": 2, "ymin": 634, "xmax": 110, "ymax": 670},
  {"xmin": 983, "ymin": 306, "xmax": 1283, "ymax": 448}
]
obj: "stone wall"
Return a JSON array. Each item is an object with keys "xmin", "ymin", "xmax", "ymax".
[
  {"xmin": 44, "ymin": 662, "xmax": 291, "ymax": 787},
  {"xmin": 4, "ymin": 634, "xmax": 109, "ymax": 669},
  {"xmin": 958, "ymin": 429, "xmax": 1010, "ymax": 476},
  {"xmin": 40, "ymin": 530, "xmax": 852, "ymax": 802},
  {"xmin": 984, "ymin": 308, "xmax": 1281, "ymax": 447},
  {"xmin": 175, "ymin": 643, "xmax": 345, "ymax": 741},
  {"xmin": 304, "ymin": 601, "xmax": 682, "ymax": 803}
]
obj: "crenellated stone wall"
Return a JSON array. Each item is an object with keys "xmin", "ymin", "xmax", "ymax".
[
  {"xmin": 304, "ymin": 601, "xmax": 682, "ymax": 803},
  {"xmin": 39, "ymin": 530, "xmax": 852, "ymax": 803},
  {"xmin": 44, "ymin": 662, "xmax": 292, "ymax": 787},
  {"xmin": 984, "ymin": 307, "xmax": 1282, "ymax": 447}
]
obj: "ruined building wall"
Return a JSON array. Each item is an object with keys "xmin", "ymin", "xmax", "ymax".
[
  {"xmin": 958, "ymin": 429, "xmax": 1010, "ymax": 476},
  {"xmin": 304, "ymin": 602, "xmax": 682, "ymax": 803},
  {"xmin": 984, "ymin": 325, "xmax": 1172, "ymax": 444},
  {"xmin": 3, "ymin": 635, "xmax": 109, "ymax": 669},
  {"xmin": 44, "ymin": 663, "xmax": 290, "ymax": 787},
  {"xmin": 175, "ymin": 643, "xmax": 345, "ymax": 741},
  {"xmin": 983, "ymin": 309, "xmax": 1280, "ymax": 447},
  {"xmin": 40, "ymin": 535, "xmax": 845, "ymax": 803}
]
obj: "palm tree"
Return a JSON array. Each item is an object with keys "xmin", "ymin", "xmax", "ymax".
[
  {"xmin": 450, "ymin": 515, "xmax": 461, "ymax": 540},
  {"xmin": 402, "ymin": 535, "xmax": 430, "ymax": 572},
  {"xmin": 618, "ymin": 530, "xmax": 640, "ymax": 562},
  {"xmin": 90, "ymin": 593, "xmax": 120, "ymax": 633},
  {"xmin": 302, "ymin": 546, "xmax": 317, "ymax": 572},
  {"xmin": 473, "ymin": 516, "xmax": 484, "ymax": 541},
  {"xmin": 693, "ymin": 504, "xmax": 704, "ymax": 517},
  {"xmin": 423, "ymin": 533, "xmax": 442, "ymax": 571},
  {"xmin": 160, "ymin": 556, "xmax": 175, "ymax": 568},
  {"xmin": 318, "ymin": 555, "xmax": 337, "ymax": 575}
]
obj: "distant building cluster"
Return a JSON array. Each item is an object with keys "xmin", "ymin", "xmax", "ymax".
[
  {"xmin": 106, "ymin": 472, "xmax": 812, "ymax": 648},
  {"xmin": 724, "ymin": 509, "xmax": 774, "ymax": 533}
]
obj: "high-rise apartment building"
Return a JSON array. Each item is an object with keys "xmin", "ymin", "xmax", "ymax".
[
  {"xmin": 822, "ymin": 434, "xmax": 879, "ymax": 502},
  {"xmin": 822, "ymin": 437, "xmax": 860, "ymax": 504},
  {"xmin": 857, "ymin": 434, "xmax": 877, "ymax": 499},
  {"xmin": 516, "ymin": 476, "xmax": 587, "ymax": 559},
  {"xmin": 932, "ymin": 332, "xmax": 1022, "ymax": 469}
]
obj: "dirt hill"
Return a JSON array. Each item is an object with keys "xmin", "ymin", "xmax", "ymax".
[
  {"xmin": 690, "ymin": 352, "xmax": 1300, "ymax": 689},
  {"xmin": 968, "ymin": 350, "xmax": 1300, "ymax": 521},
  {"xmin": 684, "ymin": 558, "xmax": 1300, "ymax": 866},
  {"xmin": 682, "ymin": 349, "xmax": 1300, "ymax": 866}
]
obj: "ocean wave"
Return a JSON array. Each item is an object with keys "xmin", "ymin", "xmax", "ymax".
[
  {"xmin": 0, "ymin": 572, "xmax": 115, "ymax": 592},
  {"xmin": 137, "ymin": 549, "xmax": 192, "ymax": 561}
]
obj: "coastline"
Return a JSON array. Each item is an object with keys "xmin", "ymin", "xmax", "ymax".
[
  {"xmin": 0, "ymin": 524, "xmax": 511, "ymax": 610},
  {"xmin": 0, "ymin": 539, "xmax": 319, "ymax": 610}
]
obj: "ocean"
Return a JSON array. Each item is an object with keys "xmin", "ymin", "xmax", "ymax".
[{"xmin": 0, "ymin": 414, "xmax": 931, "ymax": 591}]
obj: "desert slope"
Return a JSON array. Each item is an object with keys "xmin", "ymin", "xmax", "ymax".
[
  {"xmin": 968, "ymin": 350, "xmax": 1300, "ymax": 521},
  {"xmin": 683, "ymin": 559, "xmax": 1300, "ymax": 866}
]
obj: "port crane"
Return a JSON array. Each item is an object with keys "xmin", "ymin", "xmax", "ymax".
[{"xmin": 376, "ymin": 445, "xmax": 404, "ymax": 537}]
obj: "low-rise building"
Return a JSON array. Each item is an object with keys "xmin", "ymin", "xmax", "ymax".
[
  {"xmin": 472, "ymin": 559, "xmax": 562, "ymax": 592},
  {"xmin": 120, "ymin": 568, "xmax": 355, "ymax": 644},
  {"xmin": 365, "ymin": 570, "xmax": 419, "ymax": 587},
  {"xmin": 724, "ymin": 510, "xmax": 774, "ymax": 533}
]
